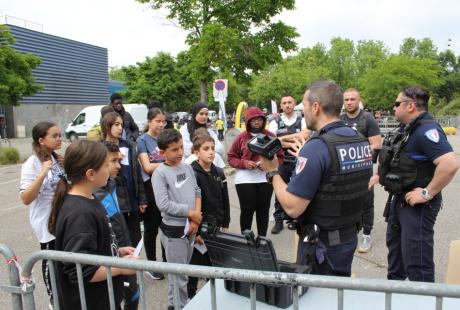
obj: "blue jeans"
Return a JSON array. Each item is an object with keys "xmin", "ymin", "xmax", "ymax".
[
  {"xmin": 297, "ymin": 235, "xmax": 357, "ymax": 277},
  {"xmin": 386, "ymin": 195, "xmax": 441, "ymax": 282}
]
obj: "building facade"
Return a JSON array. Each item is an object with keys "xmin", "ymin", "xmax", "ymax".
[{"xmin": 4, "ymin": 24, "xmax": 109, "ymax": 137}]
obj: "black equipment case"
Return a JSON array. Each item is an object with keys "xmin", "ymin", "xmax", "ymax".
[{"xmin": 200, "ymin": 222, "xmax": 311, "ymax": 308}]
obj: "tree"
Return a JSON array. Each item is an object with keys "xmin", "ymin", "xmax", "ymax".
[
  {"xmin": 109, "ymin": 66, "xmax": 126, "ymax": 81},
  {"xmin": 249, "ymin": 44, "xmax": 332, "ymax": 104},
  {"xmin": 399, "ymin": 37, "xmax": 438, "ymax": 59},
  {"xmin": 120, "ymin": 52, "xmax": 199, "ymax": 111},
  {"xmin": 354, "ymin": 40, "xmax": 389, "ymax": 77},
  {"xmin": 0, "ymin": 25, "xmax": 42, "ymax": 106},
  {"xmin": 359, "ymin": 55, "xmax": 442, "ymax": 109},
  {"xmin": 136, "ymin": 0, "xmax": 298, "ymax": 103},
  {"xmin": 327, "ymin": 38, "xmax": 355, "ymax": 88}
]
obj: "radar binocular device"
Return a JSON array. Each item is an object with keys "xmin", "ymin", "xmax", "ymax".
[{"xmin": 247, "ymin": 134, "xmax": 282, "ymax": 160}]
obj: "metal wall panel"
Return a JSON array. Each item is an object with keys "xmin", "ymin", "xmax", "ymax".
[{"xmin": 6, "ymin": 24, "xmax": 109, "ymax": 105}]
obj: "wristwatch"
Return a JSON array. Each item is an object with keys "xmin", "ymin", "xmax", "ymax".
[
  {"xmin": 421, "ymin": 188, "xmax": 433, "ymax": 200},
  {"xmin": 266, "ymin": 170, "xmax": 280, "ymax": 184}
]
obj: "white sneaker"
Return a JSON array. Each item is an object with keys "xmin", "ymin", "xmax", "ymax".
[{"xmin": 358, "ymin": 234, "xmax": 372, "ymax": 253}]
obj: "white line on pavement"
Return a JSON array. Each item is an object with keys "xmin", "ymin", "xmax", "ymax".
[
  {"xmin": 0, "ymin": 164, "xmax": 21, "ymax": 171},
  {"xmin": 0, "ymin": 178, "xmax": 20, "ymax": 186}
]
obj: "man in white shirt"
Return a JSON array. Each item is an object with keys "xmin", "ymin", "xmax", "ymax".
[{"xmin": 269, "ymin": 94, "xmax": 308, "ymax": 234}]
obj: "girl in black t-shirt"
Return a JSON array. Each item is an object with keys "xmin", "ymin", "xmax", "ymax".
[{"xmin": 48, "ymin": 140, "xmax": 137, "ymax": 310}]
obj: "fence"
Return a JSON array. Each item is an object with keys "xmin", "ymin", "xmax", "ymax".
[
  {"xmin": 2, "ymin": 244, "xmax": 460, "ymax": 310},
  {"xmin": 377, "ymin": 116, "xmax": 460, "ymax": 135}
]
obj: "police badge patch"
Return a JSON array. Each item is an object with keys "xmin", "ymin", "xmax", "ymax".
[
  {"xmin": 424, "ymin": 129, "xmax": 440, "ymax": 143},
  {"xmin": 295, "ymin": 157, "xmax": 308, "ymax": 175}
]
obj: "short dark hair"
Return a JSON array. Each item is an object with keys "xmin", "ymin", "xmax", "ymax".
[
  {"xmin": 280, "ymin": 93, "xmax": 295, "ymax": 101},
  {"xmin": 401, "ymin": 86, "xmax": 430, "ymax": 111},
  {"xmin": 110, "ymin": 93, "xmax": 122, "ymax": 103},
  {"xmin": 101, "ymin": 105, "xmax": 115, "ymax": 117},
  {"xmin": 306, "ymin": 80, "xmax": 343, "ymax": 117},
  {"xmin": 147, "ymin": 100, "xmax": 162, "ymax": 110},
  {"xmin": 102, "ymin": 141, "xmax": 120, "ymax": 153},
  {"xmin": 157, "ymin": 128, "xmax": 182, "ymax": 150}
]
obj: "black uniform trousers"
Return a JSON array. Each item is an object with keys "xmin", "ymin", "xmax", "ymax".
[
  {"xmin": 362, "ymin": 189, "xmax": 374, "ymax": 235},
  {"xmin": 386, "ymin": 194, "xmax": 441, "ymax": 282}
]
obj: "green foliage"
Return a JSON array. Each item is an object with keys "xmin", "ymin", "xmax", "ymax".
[
  {"xmin": 399, "ymin": 37, "xmax": 438, "ymax": 59},
  {"xmin": 109, "ymin": 66, "xmax": 126, "ymax": 81},
  {"xmin": 0, "ymin": 147, "xmax": 20, "ymax": 164},
  {"xmin": 118, "ymin": 52, "xmax": 200, "ymax": 112},
  {"xmin": 0, "ymin": 25, "xmax": 42, "ymax": 106},
  {"xmin": 437, "ymin": 97, "xmax": 460, "ymax": 116},
  {"xmin": 136, "ymin": 0, "xmax": 298, "ymax": 102},
  {"xmin": 249, "ymin": 39, "xmax": 389, "ymax": 105},
  {"xmin": 359, "ymin": 56, "xmax": 442, "ymax": 109}
]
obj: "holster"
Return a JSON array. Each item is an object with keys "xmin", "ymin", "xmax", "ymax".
[
  {"xmin": 297, "ymin": 224, "xmax": 320, "ymax": 272},
  {"xmin": 382, "ymin": 194, "xmax": 393, "ymax": 222}
]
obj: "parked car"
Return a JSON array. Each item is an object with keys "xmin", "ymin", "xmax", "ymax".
[{"xmin": 65, "ymin": 104, "xmax": 148, "ymax": 141}]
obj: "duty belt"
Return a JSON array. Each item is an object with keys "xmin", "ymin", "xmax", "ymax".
[{"xmin": 318, "ymin": 225, "xmax": 358, "ymax": 246}]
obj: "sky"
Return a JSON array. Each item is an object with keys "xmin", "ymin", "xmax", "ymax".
[{"xmin": 2, "ymin": 0, "xmax": 459, "ymax": 68}]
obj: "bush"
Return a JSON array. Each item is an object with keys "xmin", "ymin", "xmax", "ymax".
[
  {"xmin": 438, "ymin": 97, "xmax": 460, "ymax": 116},
  {"xmin": 0, "ymin": 147, "xmax": 20, "ymax": 164}
]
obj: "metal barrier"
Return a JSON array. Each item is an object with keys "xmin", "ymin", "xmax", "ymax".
[
  {"xmin": 2, "ymin": 245, "xmax": 460, "ymax": 310},
  {"xmin": 0, "ymin": 244, "xmax": 23, "ymax": 309},
  {"xmin": 377, "ymin": 116, "xmax": 460, "ymax": 135}
]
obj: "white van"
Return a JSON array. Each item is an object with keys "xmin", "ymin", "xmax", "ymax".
[{"xmin": 65, "ymin": 104, "xmax": 148, "ymax": 141}]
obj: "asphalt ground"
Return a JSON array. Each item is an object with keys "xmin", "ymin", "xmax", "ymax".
[{"xmin": 1, "ymin": 135, "xmax": 459, "ymax": 309}]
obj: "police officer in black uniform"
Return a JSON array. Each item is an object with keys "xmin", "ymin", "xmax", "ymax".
[
  {"xmin": 370, "ymin": 86, "xmax": 458, "ymax": 282},
  {"xmin": 268, "ymin": 94, "xmax": 307, "ymax": 234},
  {"xmin": 341, "ymin": 88, "xmax": 382, "ymax": 253},
  {"xmin": 261, "ymin": 80, "xmax": 373, "ymax": 276}
]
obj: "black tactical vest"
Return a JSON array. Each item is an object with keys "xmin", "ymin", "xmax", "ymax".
[
  {"xmin": 276, "ymin": 115, "xmax": 302, "ymax": 163},
  {"xmin": 378, "ymin": 114, "xmax": 440, "ymax": 195},
  {"xmin": 341, "ymin": 110, "xmax": 369, "ymax": 136},
  {"xmin": 297, "ymin": 125, "xmax": 373, "ymax": 231}
]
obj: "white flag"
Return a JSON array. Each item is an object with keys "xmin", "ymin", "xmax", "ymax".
[{"xmin": 271, "ymin": 99, "xmax": 277, "ymax": 114}]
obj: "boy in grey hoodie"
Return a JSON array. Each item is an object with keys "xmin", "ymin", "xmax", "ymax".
[{"xmin": 152, "ymin": 129, "xmax": 202, "ymax": 309}]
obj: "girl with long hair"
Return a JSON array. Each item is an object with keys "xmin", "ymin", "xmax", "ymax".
[
  {"xmin": 48, "ymin": 140, "xmax": 136, "ymax": 309},
  {"xmin": 20, "ymin": 122, "xmax": 64, "ymax": 306},
  {"xmin": 137, "ymin": 107, "xmax": 167, "ymax": 279},
  {"xmin": 101, "ymin": 111, "xmax": 147, "ymax": 249}
]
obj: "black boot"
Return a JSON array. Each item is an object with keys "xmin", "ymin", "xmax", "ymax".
[{"xmin": 271, "ymin": 222, "xmax": 283, "ymax": 234}]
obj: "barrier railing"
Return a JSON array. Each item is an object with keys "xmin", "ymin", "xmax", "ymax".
[
  {"xmin": 2, "ymin": 245, "xmax": 460, "ymax": 310},
  {"xmin": 377, "ymin": 116, "xmax": 460, "ymax": 135}
]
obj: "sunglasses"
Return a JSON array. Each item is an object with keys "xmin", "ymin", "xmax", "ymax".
[{"xmin": 393, "ymin": 100, "xmax": 412, "ymax": 108}]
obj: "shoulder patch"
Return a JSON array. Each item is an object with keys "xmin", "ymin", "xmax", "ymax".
[
  {"xmin": 424, "ymin": 129, "xmax": 440, "ymax": 143},
  {"xmin": 295, "ymin": 157, "xmax": 308, "ymax": 175}
]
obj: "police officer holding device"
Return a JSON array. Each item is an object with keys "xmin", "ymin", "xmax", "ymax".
[
  {"xmin": 259, "ymin": 80, "xmax": 373, "ymax": 276},
  {"xmin": 369, "ymin": 86, "xmax": 458, "ymax": 282}
]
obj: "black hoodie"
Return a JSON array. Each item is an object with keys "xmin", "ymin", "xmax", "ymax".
[{"xmin": 191, "ymin": 160, "xmax": 230, "ymax": 228}]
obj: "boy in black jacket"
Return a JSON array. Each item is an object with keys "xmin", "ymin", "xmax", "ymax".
[
  {"xmin": 94, "ymin": 141, "xmax": 139, "ymax": 310},
  {"xmin": 187, "ymin": 131, "xmax": 230, "ymax": 298}
]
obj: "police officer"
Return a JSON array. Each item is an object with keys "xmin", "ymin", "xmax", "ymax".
[
  {"xmin": 260, "ymin": 80, "xmax": 373, "ymax": 276},
  {"xmin": 341, "ymin": 88, "xmax": 382, "ymax": 253},
  {"xmin": 370, "ymin": 86, "xmax": 459, "ymax": 282},
  {"xmin": 268, "ymin": 94, "xmax": 307, "ymax": 234}
]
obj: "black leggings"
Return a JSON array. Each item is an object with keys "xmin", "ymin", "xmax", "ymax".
[
  {"xmin": 40, "ymin": 240, "xmax": 55, "ymax": 300},
  {"xmin": 143, "ymin": 181, "xmax": 166, "ymax": 262},
  {"xmin": 236, "ymin": 183, "xmax": 273, "ymax": 236}
]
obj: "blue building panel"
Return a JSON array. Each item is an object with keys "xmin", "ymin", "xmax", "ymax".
[{"xmin": 7, "ymin": 24, "xmax": 109, "ymax": 105}]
